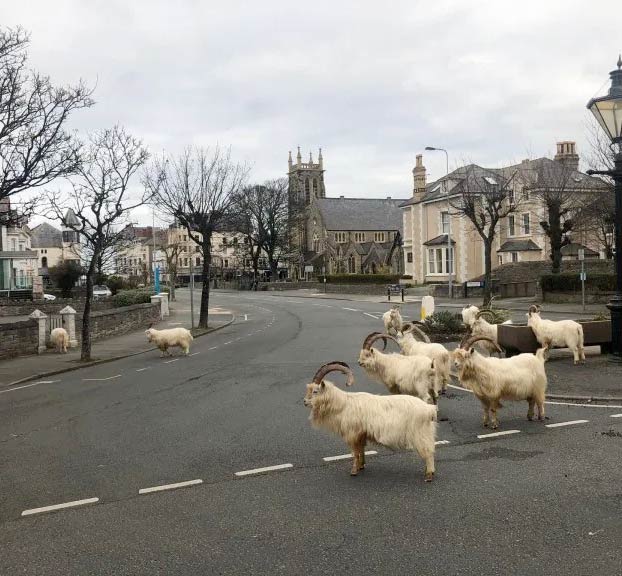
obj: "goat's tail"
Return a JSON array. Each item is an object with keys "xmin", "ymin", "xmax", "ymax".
[{"xmin": 577, "ymin": 324, "xmax": 584, "ymax": 351}]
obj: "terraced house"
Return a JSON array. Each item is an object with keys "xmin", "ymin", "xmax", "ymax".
[{"xmin": 401, "ymin": 141, "xmax": 610, "ymax": 286}]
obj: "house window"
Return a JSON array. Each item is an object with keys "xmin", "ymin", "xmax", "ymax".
[
  {"xmin": 498, "ymin": 255, "xmax": 503, "ymax": 265},
  {"xmin": 334, "ymin": 232, "xmax": 346, "ymax": 243},
  {"xmin": 441, "ymin": 212, "xmax": 450, "ymax": 234},
  {"xmin": 508, "ymin": 215, "xmax": 516, "ymax": 237},
  {"xmin": 522, "ymin": 213, "xmax": 530, "ymax": 235},
  {"xmin": 508, "ymin": 189, "xmax": 515, "ymax": 205},
  {"xmin": 184, "ymin": 258, "xmax": 188, "ymax": 266},
  {"xmin": 427, "ymin": 247, "xmax": 453, "ymax": 275},
  {"xmin": 224, "ymin": 259, "xmax": 229, "ymax": 268},
  {"xmin": 11, "ymin": 239, "xmax": 16, "ymax": 251},
  {"xmin": 511, "ymin": 252, "xmax": 519, "ymax": 263},
  {"xmin": 233, "ymin": 237, "xmax": 238, "ymax": 246},
  {"xmin": 354, "ymin": 232, "xmax": 365, "ymax": 242},
  {"xmin": 374, "ymin": 232, "xmax": 386, "ymax": 242},
  {"xmin": 42, "ymin": 256, "xmax": 48, "ymax": 268},
  {"xmin": 196, "ymin": 257, "xmax": 201, "ymax": 266},
  {"xmin": 407, "ymin": 252, "xmax": 413, "ymax": 263},
  {"xmin": 522, "ymin": 187, "xmax": 529, "ymax": 201}
]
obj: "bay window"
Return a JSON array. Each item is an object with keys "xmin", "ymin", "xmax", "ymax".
[{"xmin": 427, "ymin": 247, "xmax": 454, "ymax": 275}]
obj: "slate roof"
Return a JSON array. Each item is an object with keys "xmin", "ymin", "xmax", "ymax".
[
  {"xmin": 424, "ymin": 234, "xmax": 456, "ymax": 246},
  {"xmin": 64, "ymin": 209, "xmax": 80, "ymax": 228},
  {"xmin": 30, "ymin": 222, "xmax": 63, "ymax": 248},
  {"xmin": 315, "ymin": 197, "xmax": 404, "ymax": 231},
  {"xmin": 498, "ymin": 239, "xmax": 542, "ymax": 252}
]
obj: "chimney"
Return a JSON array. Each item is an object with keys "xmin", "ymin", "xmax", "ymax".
[
  {"xmin": 554, "ymin": 141, "xmax": 579, "ymax": 172},
  {"xmin": 412, "ymin": 154, "xmax": 427, "ymax": 200}
]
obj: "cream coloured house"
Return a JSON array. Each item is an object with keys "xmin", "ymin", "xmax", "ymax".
[{"xmin": 401, "ymin": 142, "xmax": 609, "ymax": 285}]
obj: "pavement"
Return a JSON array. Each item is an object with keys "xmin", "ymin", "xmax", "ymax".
[
  {"xmin": 0, "ymin": 292, "xmax": 235, "ymax": 388},
  {"xmin": 1, "ymin": 290, "xmax": 621, "ymax": 575}
]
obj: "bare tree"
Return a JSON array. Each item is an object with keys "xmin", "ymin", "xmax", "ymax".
[
  {"xmin": 0, "ymin": 26, "xmax": 93, "ymax": 230},
  {"xmin": 144, "ymin": 146, "xmax": 249, "ymax": 328},
  {"xmin": 524, "ymin": 158, "xmax": 604, "ymax": 274},
  {"xmin": 47, "ymin": 126, "xmax": 149, "ymax": 360},
  {"xmin": 449, "ymin": 164, "xmax": 520, "ymax": 306},
  {"xmin": 236, "ymin": 178, "xmax": 289, "ymax": 280},
  {"xmin": 156, "ymin": 231, "xmax": 183, "ymax": 301}
]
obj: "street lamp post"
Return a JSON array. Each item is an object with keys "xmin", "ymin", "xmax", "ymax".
[
  {"xmin": 425, "ymin": 146, "xmax": 452, "ymax": 297},
  {"xmin": 586, "ymin": 56, "xmax": 622, "ymax": 363}
]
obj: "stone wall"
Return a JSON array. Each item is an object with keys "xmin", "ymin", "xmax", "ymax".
[
  {"xmin": 76, "ymin": 302, "xmax": 161, "ymax": 342},
  {"xmin": 0, "ymin": 298, "xmax": 113, "ymax": 317},
  {"xmin": 0, "ymin": 319, "xmax": 39, "ymax": 359},
  {"xmin": 542, "ymin": 291, "xmax": 615, "ymax": 304}
]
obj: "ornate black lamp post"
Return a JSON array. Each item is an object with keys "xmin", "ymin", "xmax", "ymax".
[{"xmin": 586, "ymin": 56, "xmax": 622, "ymax": 362}]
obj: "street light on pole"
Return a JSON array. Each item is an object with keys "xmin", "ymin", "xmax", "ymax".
[
  {"xmin": 425, "ymin": 146, "xmax": 452, "ymax": 298},
  {"xmin": 586, "ymin": 55, "xmax": 622, "ymax": 363}
]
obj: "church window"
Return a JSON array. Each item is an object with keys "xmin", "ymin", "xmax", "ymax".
[
  {"xmin": 305, "ymin": 179, "xmax": 310, "ymax": 203},
  {"xmin": 374, "ymin": 232, "xmax": 385, "ymax": 242},
  {"xmin": 313, "ymin": 178, "xmax": 318, "ymax": 197},
  {"xmin": 334, "ymin": 232, "xmax": 346, "ymax": 243},
  {"xmin": 354, "ymin": 232, "xmax": 365, "ymax": 242},
  {"xmin": 348, "ymin": 255, "xmax": 356, "ymax": 273}
]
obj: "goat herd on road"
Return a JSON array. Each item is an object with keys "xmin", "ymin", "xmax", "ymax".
[
  {"xmin": 304, "ymin": 303, "xmax": 587, "ymax": 482},
  {"xmin": 48, "ymin": 302, "xmax": 588, "ymax": 482}
]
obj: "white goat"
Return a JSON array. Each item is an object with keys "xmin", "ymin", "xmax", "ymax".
[
  {"xmin": 452, "ymin": 335, "xmax": 548, "ymax": 429},
  {"xmin": 382, "ymin": 305, "xmax": 403, "ymax": 336},
  {"xmin": 304, "ymin": 361, "xmax": 437, "ymax": 480},
  {"xmin": 527, "ymin": 305, "xmax": 585, "ymax": 365},
  {"xmin": 50, "ymin": 327, "xmax": 69, "ymax": 354},
  {"xmin": 398, "ymin": 322, "xmax": 451, "ymax": 395},
  {"xmin": 462, "ymin": 305, "xmax": 479, "ymax": 328},
  {"xmin": 145, "ymin": 327, "xmax": 193, "ymax": 356},
  {"xmin": 358, "ymin": 332, "xmax": 437, "ymax": 404}
]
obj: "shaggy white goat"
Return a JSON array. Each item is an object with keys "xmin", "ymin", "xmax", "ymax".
[
  {"xmin": 527, "ymin": 305, "xmax": 585, "ymax": 365},
  {"xmin": 398, "ymin": 322, "xmax": 451, "ymax": 395},
  {"xmin": 452, "ymin": 335, "xmax": 548, "ymax": 429},
  {"xmin": 50, "ymin": 327, "xmax": 69, "ymax": 354},
  {"xmin": 382, "ymin": 305, "xmax": 403, "ymax": 336},
  {"xmin": 145, "ymin": 327, "xmax": 193, "ymax": 356},
  {"xmin": 461, "ymin": 305, "xmax": 479, "ymax": 328},
  {"xmin": 304, "ymin": 362, "xmax": 437, "ymax": 480},
  {"xmin": 358, "ymin": 332, "xmax": 437, "ymax": 404}
]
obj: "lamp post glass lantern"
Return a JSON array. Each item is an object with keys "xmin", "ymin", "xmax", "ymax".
[
  {"xmin": 425, "ymin": 146, "xmax": 452, "ymax": 298},
  {"xmin": 586, "ymin": 56, "xmax": 622, "ymax": 362}
]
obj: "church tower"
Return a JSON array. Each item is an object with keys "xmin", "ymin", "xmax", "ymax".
[{"xmin": 288, "ymin": 147, "xmax": 325, "ymax": 206}]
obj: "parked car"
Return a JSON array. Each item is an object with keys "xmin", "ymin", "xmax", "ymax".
[
  {"xmin": 43, "ymin": 293, "xmax": 56, "ymax": 301},
  {"xmin": 93, "ymin": 285, "xmax": 112, "ymax": 299}
]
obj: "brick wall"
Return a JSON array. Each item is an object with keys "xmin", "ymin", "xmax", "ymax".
[{"xmin": 0, "ymin": 319, "xmax": 39, "ymax": 359}]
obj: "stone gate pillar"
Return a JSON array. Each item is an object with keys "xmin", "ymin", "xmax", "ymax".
[
  {"xmin": 158, "ymin": 292, "xmax": 170, "ymax": 317},
  {"xmin": 59, "ymin": 305, "xmax": 78, "ymax": 348},
  {"xmin": 29, "ymin": 309, "xmax": 48, "ymax": 354}
]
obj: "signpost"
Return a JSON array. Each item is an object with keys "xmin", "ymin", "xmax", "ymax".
[{"xmin": 578, "ymin": 248, "xmax": 586, "ymax": 312}]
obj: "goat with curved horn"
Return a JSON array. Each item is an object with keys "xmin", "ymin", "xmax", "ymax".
[
  {"xmin": 312, "ymin": 361, "xmax": 355, "ymax": 387},
  {"xmin": 475, "ymin": 309, "xmax": 496, "ymax": 323},
  {"xmin": 363, "ymin": 332, "xmax": 397, "ymax": 351},
  {"xmin": 462, "ymin": 335, "xmax": 504, "ymax": 354}
]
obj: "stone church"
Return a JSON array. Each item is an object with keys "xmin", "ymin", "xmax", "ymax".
[{"xmin": 287, "ymin": 148, "xmax": 404, "ymax": 279}]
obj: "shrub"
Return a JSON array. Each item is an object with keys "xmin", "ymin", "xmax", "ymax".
[
  {"xmin": 423, "ymin": 311, "xmax": 466, "ymax": 335},
  {"xmin": 48, "ymin": 260, "xmax": 84, "ymax": 298},
  {"xmin": 541, "ymin": 273, "xmax": 616, "ymax": 293},
  {"xmin": 106, "ymin": 275, "xmax": 130, "ymax": 295},
  {"xmin": 112, "ymin": 288, "xmax": 154, "ymax": 307},
  {"xmin": 325, "ymin": 274, "xmax": 401, "ymax": 285}
]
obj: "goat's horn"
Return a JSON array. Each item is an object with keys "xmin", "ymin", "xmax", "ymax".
[
  {"xmin": 408, "ymin": 323, "xmax": 431, "ymax": 343},
  {"xmin": 463, "ymin": 335, "xmax": 504, "ymax": 353},
  {"xmin": 364, "ymin": 332, "xmax": 399, "ymax": 351},
  {"xmin": 476, "ymin": 309, "xmax": 495, "ymax": 322},
  {"xmin": 401, "ymin": 322, "xmax": 414, "ymax": 333},
  {"xmin": 312, "ymin": 361, "xmax": 355, "ymax": 387},
  {"xmin": 459, "ymin": 330, "xmax": 472, "ymax": 349}
]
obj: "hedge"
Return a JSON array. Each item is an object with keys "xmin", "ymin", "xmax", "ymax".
[
  {"xmin": 423, "ymin": 311, "xmax": 466, "ymax": 335},
  {"xmin": 541, "ymin": 273, "xmax": 616, "ymax": 293},
  {"xmin": 325, "ymin": 274, "xmax": 401, "ymax": 285},
  {"xmin": 112, "ymin": 289, "xmax": 155, "ymax": 307}
]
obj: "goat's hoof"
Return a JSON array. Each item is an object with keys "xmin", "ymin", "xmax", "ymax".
[
  {"xmin": 350, "ymin": 470, "xmax": 358, "ymax": 477},
  {"xmin": 491, "ymin": 424, "xmax": 499, "ymax": 430},
  {"xmin": 424, "ymin": 472, "xmax": 434, "ymax": 482},
  {"xmin": 528, "ymin": 416, "xmax": 534, "ymax": 421}
]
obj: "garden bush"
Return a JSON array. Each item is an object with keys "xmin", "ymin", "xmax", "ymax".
[
  {"xmin": 423, "ymin": 311, "xmax": 466, "ymax": 335},
  {"xmin": 48, "ymin": 261, "xmax": 84, "ymax": 298},
  {"xmin": 325, "ymin": 274, "xmax": 401, "ymax": 285},
  {"xmin": 111, "ymin": 288, "xmax": 154, "ymax": 307},
  {"xmin": 106, "ymin": 275, "xmax": 130, "ymax": 295},
  {"xmin": 540, "ymin": 273, "xmax": 615, "ymax": 293}
]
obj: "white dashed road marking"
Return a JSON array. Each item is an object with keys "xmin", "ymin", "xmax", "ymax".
[
  {"xmin": 610, "ymin": 414, "xmax": 622, "ymax": 418},
  {"xmin": 323, "ymin": 451, "xmax": 378, "ymax": 462},
  {"xmin": 244, "ymin": 314, "xmax": 248, "ymax": 321},
  {"xmin": 22, "ymin": 497, "xmax": 99, "ymax": 517},
  {"xmin": 363, "ymin": 312, "xmax": 380, "ymax": 319},
  {"xmin": 138, "ymin": 479, "xmax": 203, "ymax": 495},
  {"xmin": 477, "ymin": 430, "xmax": 521, "ymax": 439},
  {"xmin": 189, "ymin": 352, "xmax": 200, "ymax": 357},
  {"xmin": 82, "ymin": 375, "xmax": 121, "ymax": 382},
  {"xmin": 136, "ymin": 368, "xmax": 150, "ymax": 372},
  {"xmin": 235, "ymin": 463, "xmax": 293, "ymax": 477},
  {"xmin": 435, "ymin": 440, "xmax": 451, "ymax": 445},
  {"xmin": 209, "ymin": 346, "xmax": 218, "ymax": 350},
  {"xmin": 164, "ymin": 359, "xmax": 179, "ymax": 364},
  {"xmin": 546, "ymin": 419, "xmax": 589, "ymax": 428},
  {"xmin": 342, "ymin": 307, "xmax": 360, "ymax": 312},
  {"xmin": 0, "ymin": 380, "xmax": 60, "ymax": 394}
]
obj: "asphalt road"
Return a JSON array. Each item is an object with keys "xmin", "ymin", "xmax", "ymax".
[{"xmin": 1, "ymin": 291, "xmax": 621, "ymax": 575}]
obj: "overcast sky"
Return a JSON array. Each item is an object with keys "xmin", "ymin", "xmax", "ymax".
[{"xmin": 2, "ymin": 0, "xmax": 620, "ymax": 226}]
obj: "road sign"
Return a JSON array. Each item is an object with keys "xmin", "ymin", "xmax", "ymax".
[
  {"xmin": 580, "ymin": 272, "xmax": 586, "ymax": 281},
  {"xmin": 304, "ymin": 265, "xmax": 314, "ymax": 273}
]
